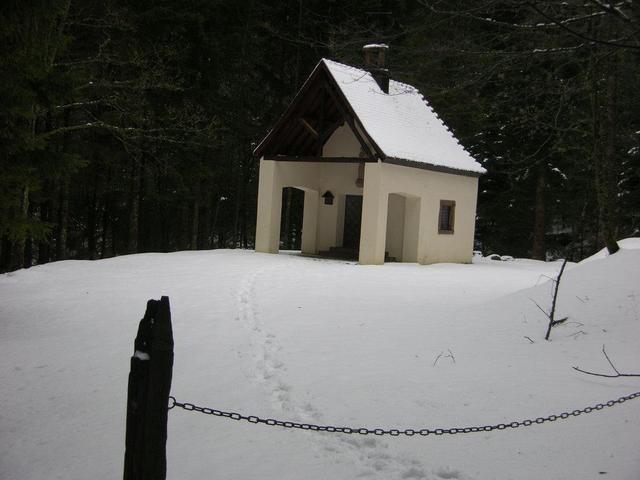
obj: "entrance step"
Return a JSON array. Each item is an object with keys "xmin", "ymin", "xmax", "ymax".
[
  {"xmin": 316, "ymin": 247, "xmax": 397, "ymax": 262},
  {"xmin": 318, "ymin": 247, "xmax": 358, "ymax": 260}
]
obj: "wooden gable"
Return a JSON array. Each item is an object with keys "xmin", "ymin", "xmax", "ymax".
[{"xmin": 253, "ymin": 62, "xmax": 383, "ymax": 161}]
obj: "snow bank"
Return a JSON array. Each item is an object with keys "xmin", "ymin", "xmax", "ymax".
[{"xmin": 580, "ymin": 237, "xmax": 640, "ymax": 264}]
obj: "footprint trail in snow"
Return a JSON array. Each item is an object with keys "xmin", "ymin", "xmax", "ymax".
[{"xmin": 235, "ymin": 266, "xmax": 446, "ymax": 479}]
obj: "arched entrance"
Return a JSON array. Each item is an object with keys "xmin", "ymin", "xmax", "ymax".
[{"xmin": 385, "ymin": 193, "xmax": 421, "ymax": 262}]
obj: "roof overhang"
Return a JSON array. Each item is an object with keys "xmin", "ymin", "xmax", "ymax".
[
  {"xmin": 384, "ymin": 157, "xmax": 483, "ymax": 178},
  {"xmin": 254, "ymin": 59, "xmax": 485, "ymax": 178},
  {"xmin": 253, "ymin": 60, "xmax": 385, "ymax": 161},
  {"xmin": 262, "ymin": 155, "xmax": 376, "ymax": 163}
]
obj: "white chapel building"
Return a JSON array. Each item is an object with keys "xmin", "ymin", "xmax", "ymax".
[{"xmin": 254, "ymin": 45, "xmax": 485, "ymax": 265}]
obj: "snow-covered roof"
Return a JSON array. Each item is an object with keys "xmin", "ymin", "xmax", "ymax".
[{"xmin": 322, "ymin": 59, "xmax": 485, "ymax": 175}]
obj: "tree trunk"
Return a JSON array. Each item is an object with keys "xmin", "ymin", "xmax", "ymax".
[
  {"xmin": 211, "ymin": 195, "xmax": 221, "ymax": 248},
  {"xmin": 54, "ymin": 182, "xmax": 69, "ymax": 261},
  {"xmin": 599, "ymin": 63, "xmax": 620, "ymax": 254},
  {"xmin": 0, "ymin": 236, "xmax": 11, "ymax": 272},
  {"xmin": 38, "ymin": 196, "xmax": 51, "ymax": 264},
  {"xmin": 183, "ymin": 201, "xmax": 191, "ymax": 250},
  {"xmin": 101, "ymin": 192, "xmax": 110, "ymax": 258},
  {"xmin": 87, "ymin": 176, "xmax": 99, "ymax": 259},
  {"xmin": 127, "ymin": 159, "xmax": 142, "ymax": 254},
  {"xmin": 10, "ymin": 185, "xmax": 30, "ymax": 270},
  {"xmin": 589, "ymin": 20, "xmax": 620, "ymax": 256},
  {"xmin": 24, "ymin": 202, "xmax": 35, "ymax": 268},
  {"xmin": 199, "ymin": 188, "xmax": 211, "ymax": 250},
  {"xmin": 55, "ymin": 107, "xmax": 72, "ymax": 261},
  {"xmin": 531, "ymin": 165, "xmax": 546, "ymax": 260},
  {"xmin": 190, "ymin": 188, "xmax": 200, "ymax": 251},
  {"xmin": 232, "ymin": 156, "xmax": 244, "ymax": 249}
]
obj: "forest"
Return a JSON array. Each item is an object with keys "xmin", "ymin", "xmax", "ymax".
[{"xmin": 1, "ymin": 0, "xmax": 638, "ymax": 272}]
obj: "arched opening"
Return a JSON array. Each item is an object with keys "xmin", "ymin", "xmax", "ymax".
[
  {"xmin": 280, "ymin": 187, "xmax": 305, "ymax": 250},
  {"xmin": 385, "ymin": 193, "xmax": 420, "ymax": 262}
]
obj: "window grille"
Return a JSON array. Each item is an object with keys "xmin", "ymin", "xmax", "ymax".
[{"xmin": 438, "ymin": 200, "xmax": 455, "ymax": 234}]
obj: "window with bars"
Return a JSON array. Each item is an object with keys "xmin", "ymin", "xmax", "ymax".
[{"xmin": 438, "ymin": 200, "xmax": 455, "ymax": 234}]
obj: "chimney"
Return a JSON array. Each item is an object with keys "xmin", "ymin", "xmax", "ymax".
[{"xmin": 363, "ymin": 44, "xmax": 389, "ymax": 94}]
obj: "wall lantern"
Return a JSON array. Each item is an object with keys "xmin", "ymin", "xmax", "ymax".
[{"xmin": 322, "ymin": 191, "xmax": 334, "ymax": 205}]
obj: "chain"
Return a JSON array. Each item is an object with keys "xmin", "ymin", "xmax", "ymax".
[{"xmin": 168, "ymin": 390, "xmax": 640, "ymax": 437}]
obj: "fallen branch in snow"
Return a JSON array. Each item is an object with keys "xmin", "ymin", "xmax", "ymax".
[
  {"xmin": 524, "ymin": 336, "xmax": 535, "ymax": 344},
  {"xmin": 568, "ymin": 330, "xmax": 586, "ymax": 340},
  {"xmin": 536, "ymin": 273, "xmax": 557, "ymax": 283},
  {"xmin": 573, "ymin": 345, "xmax": 640, "ymax": 378},
  {"xmin": 433, "ymin": 349, "xmax": 456, "ymax": 366}
]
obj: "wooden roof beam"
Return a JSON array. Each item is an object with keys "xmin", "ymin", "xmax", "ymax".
[
  {"xmin": 299, "ymin": 118, "xmax": 319, "ymax": 138},
  {"xmin": 322, "ymin": 80, "xmax": 377, "ymax": 160},
  {"xmin": 317, "ymin": 118, "xmax": 345, "ymax": 147}
]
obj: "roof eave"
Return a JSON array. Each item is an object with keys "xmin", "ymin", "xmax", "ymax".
[
  {"xmin": 253, "ymin": 58, "xmax": 387, "ymax": 160},
  {"xmin": 319, "ymin": 59, "xmax": 386, "ymax": 160},
  {"xmin": 383, "ymin": 156, "xmax": 485, "ymax": 178},
  {"xmin": 253, "ymin": 59, "xmax": 326, "ymax": 158}
]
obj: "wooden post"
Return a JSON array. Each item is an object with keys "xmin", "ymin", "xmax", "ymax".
[{"xmin": 124, "ymin": 296, "xmax": 174, "ymax": 480}]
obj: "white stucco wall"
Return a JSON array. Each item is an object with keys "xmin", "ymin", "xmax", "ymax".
[
  {"xmin": 359, "ymin": 161, "xmax": 479, "ymax": 265},
  {"xmin": 255, "ymin": 123, "xmax": 479, "ymax": 265},
  {"xmin": 255, "ymin": 159, "xmax": 363, "ymax": 254},
  {"xmin": 322, "ymin": 123, "xmax": 361, "ymax": 157}
]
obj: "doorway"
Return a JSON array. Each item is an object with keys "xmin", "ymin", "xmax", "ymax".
[
  {"xmin": 343, "ymin": 195, "xmax": 363, "ymax": 249},
  {"xmin": 385, "ymin": 193, "xmax": 420, "ymax": 262},
  {"xmin": 280, "ymin": 187, "xmax": 305, "ymax": 250}
]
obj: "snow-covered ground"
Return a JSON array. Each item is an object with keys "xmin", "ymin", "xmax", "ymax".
[{"xmin": 1, "ymin": 241, "xmax": 639, "ymax": 480}]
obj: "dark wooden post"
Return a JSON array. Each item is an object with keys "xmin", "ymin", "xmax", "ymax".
[{"xmin": 124, "ymin": 296, "xmax": 174, "ymax": 480}]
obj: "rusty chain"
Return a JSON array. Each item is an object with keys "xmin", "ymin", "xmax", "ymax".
[{"xmin": 168, "ymin": 390, "xmax": 640, "ymax": 437}]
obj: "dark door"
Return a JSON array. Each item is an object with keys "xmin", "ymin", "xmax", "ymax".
[{"xmin": 343, "ymin": 195, "xmax": 363, "ymax": 249}]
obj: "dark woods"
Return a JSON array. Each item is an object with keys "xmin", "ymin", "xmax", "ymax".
[{"xmin": 1, "ymin": 1, "xmax": 638, "ymax": 272}]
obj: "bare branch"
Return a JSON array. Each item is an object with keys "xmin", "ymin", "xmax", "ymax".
[
  {"xmin": 573, "ymin": 345, "xmax": 640, "ymax": 378},
  {"xmin": 587, "ymin": 0, "xmax": 634, "ymax": 25},
  {"xmin": 447, "ymin": 348, "xmax": 456, "ymax": 363},
  {"xmin": 530, "ymin": 297, "xmax": 549, "ymax": 318},
  {"xmin": 421, "ymin": 1, "xmax": 610, "ymax": 30},
  {"xmin": 38, "ymin": 121, "xmax": 216, "ymax": 150},
  {"xmin": 602, "ymin": 345, "xmax": 621, "ymax": 375},
  {"xmin": 550, "ymin": 317, "xmax": 568, "ymax": 327},
  {"xmin": 54, "ymin": 99, "xmax": 115, "ymax": 110},
  {"xmin": 526, "ymin": 2, "xmax": 640, "ymax": 50},
  {"xmin": 433, "ymin": 351, "xmax": 443, "ymax": 366},
  {"xmin": 545, "ymin": 259, "xmax": 568, "ymax": 340},
  {"xmin": 433, "ymin": 349, "xmax": 456, "ymax": 366},
  {"xmin": 539, "ymin": 274, "xmax": 557, "ymax": 282}
]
